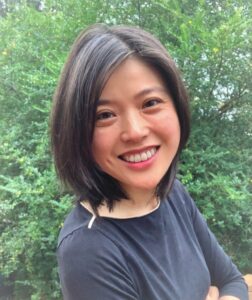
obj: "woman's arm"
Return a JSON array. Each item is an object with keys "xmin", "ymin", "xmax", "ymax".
[
  {"xmin": 193, "ymin": 212, "xmax": 247, "ymax": 299},
  {"xmin": 57, "ymin": 228, "xmax": 138, "ymax": 300},
  {"xmin": 206, "ymin": 286, "xmax": 219, "ymax": 300},
  {"xmin": 178, "ymin": 182, "xmax": 248, "ymax": 300},
  {"xmin": 194, "ymin": 209, "xmax": 248, "ymax": 299},
  {"xmin": 206, "ymin": 287, "xmax": 240, "ymax": 300},
  {"xmin": 219, "ymin": 297, "xmax": 240, "ymax": 300}
]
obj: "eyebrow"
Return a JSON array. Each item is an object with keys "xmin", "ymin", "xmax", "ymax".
[
  {"xmin": 134, "ymin": 87, "xmax": 168, "ymax": 99},
  {"xmin": 97, "ymin": 86, "xmax": 168, "ymax": 106},
  {"xmin": 96, "ymin": 99, "xmax": 111, "ymax": 106}
]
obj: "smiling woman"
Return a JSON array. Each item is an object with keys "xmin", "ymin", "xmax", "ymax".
[
  {"xmin": 92, "ymin": 58, "xmax": 180, "ymax": 204},
  {"xmin": 51, "ymin": 24, "xmax": 248, "ymax": 300},
  {"xmin": 51, "ymin": 24, "xmax": 190, "ymax": 215}
]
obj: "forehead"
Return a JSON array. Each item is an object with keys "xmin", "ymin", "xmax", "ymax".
[{"xmin": 99, "ymin": 57, "xmax": 168, "ymax": 99}]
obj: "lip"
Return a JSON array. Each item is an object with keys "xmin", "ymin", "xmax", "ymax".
[
  {"xmin": 118, "ymin": 145, "xmax": 159, "ymax": 157},
  {"xmin": 120, "ymin": 146, "xmax": 160, "ymax": 170}
]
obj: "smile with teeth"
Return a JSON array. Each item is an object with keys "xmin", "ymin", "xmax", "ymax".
[{"xmin": 120, "ymin": 147, "xmax": 158, "ymax": 163}]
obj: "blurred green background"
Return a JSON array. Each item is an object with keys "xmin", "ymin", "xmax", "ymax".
[{"xmin": 0, "ymin": 0, "xmax": 251, "ymax": 299}]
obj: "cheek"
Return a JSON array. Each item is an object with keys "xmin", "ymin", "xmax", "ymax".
[
  {"xmin": 152, "ymin": 112, "xmax": 181, "ymax": 143},
  {"xmin": 92, "ymin": 131, "xmax": 107, "ymax": 162},
  {"xmin": 92, "ymin": 128, "xmax": 117, "ymax": 165}
]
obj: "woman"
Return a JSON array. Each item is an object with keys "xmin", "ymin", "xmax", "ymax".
[{"xmin": 51, "ymin": 24, "xmax": 248, "ymax": 300}]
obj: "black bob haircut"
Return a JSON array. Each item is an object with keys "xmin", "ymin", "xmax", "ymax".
[{"xmin": 51, "ymin": 24, "xmax": 190, "ymax": 215}]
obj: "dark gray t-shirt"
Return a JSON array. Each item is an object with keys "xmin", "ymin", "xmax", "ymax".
[{"xmin": 57, "ymin": 180, "xmax": 248, "ymax": 300}]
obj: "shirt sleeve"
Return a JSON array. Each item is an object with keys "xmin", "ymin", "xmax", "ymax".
[
  {"xmin": 177, "ymin": 181, "xmax": 248, "ymax": 300},
  {"xmin": 57, "ymin": 228, "xmax": 138, "ymax": 300}
]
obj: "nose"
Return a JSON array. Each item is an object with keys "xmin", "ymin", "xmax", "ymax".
[{"xmin": 120, "ymin": 111, "xmax": 149, "ymax": 143}]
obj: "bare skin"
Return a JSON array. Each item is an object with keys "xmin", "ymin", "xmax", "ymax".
[
  {"xmin": 206, "ymin": 286, "xmax": 240, "ymax": 300},
  {"xmin": 81, "ymin": 201, "xmax": 240, "ymax": 300},
  {"xmin": 92, "ymin": 58, "xmax": 180, "ymax": 215},
  {"xmin": 88, "ymin": 58, "xmax": 241, "ymax": 300},
  {"xmin": 206, "ymin": 287, "xmax": 219, "ymax": 300}
]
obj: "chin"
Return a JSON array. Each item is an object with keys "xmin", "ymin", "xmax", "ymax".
[{"xmin": 126, "ymin": 180, "xmax": 161, "ymax": 192}]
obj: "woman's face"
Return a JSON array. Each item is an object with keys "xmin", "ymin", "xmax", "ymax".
[{"xmin": 92, "ymin": 58, "xmax": 180, "ymax": 195}]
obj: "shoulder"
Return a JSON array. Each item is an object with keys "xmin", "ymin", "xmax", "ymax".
[
  {"xmin": 57, "ymin": 226, "xmax": 123, "ymax": 270},
  {"xmin": 170, "ymin": 178, "xmax": 191, "ymax": 198},
  {"xmin": 57, "ymin": 203, "xmax": 131, "ymax": 273},
  {"xmin": 57, "ymin": 203, "xmax": 122, "ymax": 259},
  {"xmin": 57, "ymin": 207, "xmax": 138, "ymax": 299},
  {"xmin": 169, "ymin": 178, "xmax": 196, "ymax": 212}
]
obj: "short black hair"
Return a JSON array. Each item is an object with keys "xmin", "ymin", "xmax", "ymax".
[{"xmin": 51, "ymin": 24, "xmax": 190, "ymax": 215}]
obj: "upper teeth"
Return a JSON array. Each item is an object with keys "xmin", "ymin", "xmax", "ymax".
[{"xmin": 122, "ymin": 147, "xmax": 157, "ymax": 163}]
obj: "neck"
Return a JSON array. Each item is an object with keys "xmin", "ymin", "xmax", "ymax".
[
  {"xmin": 122, "ymin": 186, "xmax": 158, "ymax": 209},
  {"xmin": 82, "ymin": 188, "xmax": 160, "ymax": 219},
  {"xmin": 115, "ymin": 193, "xmax": 158, "ymax": 217}
]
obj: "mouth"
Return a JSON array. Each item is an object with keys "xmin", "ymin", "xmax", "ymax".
[{"xmin": 119, "ymin": 146, "xmax": 160, "ymax": 163}]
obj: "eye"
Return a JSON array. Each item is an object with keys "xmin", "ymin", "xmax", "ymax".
[
  {"xmin": 96, "ymin": 111, "xmax": 115, "ymax": 121},
  {"xmin": 143, "ymin": 98, "xmax": 162, "ymax": 109}
]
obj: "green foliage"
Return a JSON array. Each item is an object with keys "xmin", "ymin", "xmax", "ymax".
[{"xmin": 0, "ymin": 0, "xmax": 251, "ymax": 298}]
